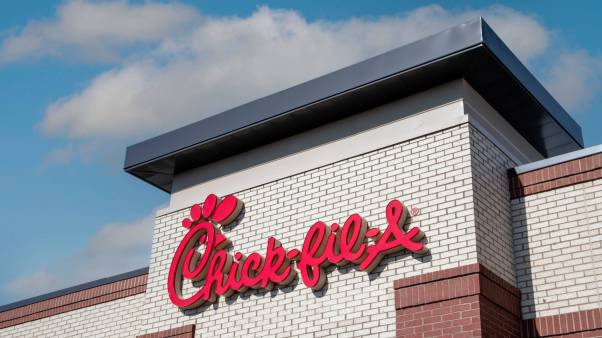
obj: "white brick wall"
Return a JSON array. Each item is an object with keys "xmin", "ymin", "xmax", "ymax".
[
  {"xmin": 0, "ymin": 293, "xmax": 145, "ymax": 338},
  {"xmin": 138, "ymin": 123, "xmax": 487, "ymax": 338},
  {"xmin": 470, "ymin": 126, "xmax": 517, "ymax": 284},
  {"xmin": 513, "ymin": 178, "xmax": 602, "ymax": 319},
  {"xmin": 1, "ymin": 121, "xmax": 549, "ymax": 337}
]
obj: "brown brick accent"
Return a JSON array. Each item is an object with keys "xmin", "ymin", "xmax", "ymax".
[
  {"xmin": 394, "ymin": 263, "xmax": 521, "ymax": 338},
  {"xmin": 136, "ymin": 324, "xmax": 195, "ymax": 338},
  {"xmin": 522, "ymin": 309, "xmax": 602, "ymax": 337},
  {"xmin": 0, "ymin": 273, "xmax": 147, "ymax": 329},
  {"xmin": 509, "ymin": 152, "xmax": 602, "ymax": 198}
]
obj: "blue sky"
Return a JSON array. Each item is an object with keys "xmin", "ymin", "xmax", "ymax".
[{"xmin": 0, "ymin": 1, "xmax": 601, "ymax": 305}]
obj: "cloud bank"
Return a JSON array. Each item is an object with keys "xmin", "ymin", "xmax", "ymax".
[
  {"xmin": 2, "ymin": 209, "xmax": 157, "ymax": 300},
  {"xmin": 0, "ymin": 0, "xmax": 198, "ymax": 63},
  {"xmin": 0, "ymin": 1, "xmax": 598, "ymax": 159},
  {"xmin": 36, "ymin": 4, "xmax": 553, "ymax": 141},
  {"xmin": 1, "ymin": 1, "xmax": 595, "ymax": 163},
  {"xmin": 544, "ymin": 51, "xmax": 602, "ymax": 113},
  {"xmin": 2, "ymin": 2, "xmax": 561, "ymax": 142}
]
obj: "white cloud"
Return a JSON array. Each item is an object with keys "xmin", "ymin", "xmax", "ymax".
[
  {"xmin": 33, "ymin": 4, "xmax": 550, "ymax": 144},
  {"xmin": 40, "ymin": 144, "xmax": 78, "ymax": 168},
  {"xmin": 2, "ymin": 209, "xmax": 158, "ymax": 300},
  {"xmin": 543, "ymin": 50, "xmax": 602, "ymax": 113},
  {"xmin": 0, "ymin": 0, "xmax": 199, "ymax": 63},
  {"xmin": 3, "ymin": 1, "xmax": 596, "ymax": 159}
]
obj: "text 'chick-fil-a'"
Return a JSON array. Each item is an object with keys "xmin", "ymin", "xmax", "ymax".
[{"xmin": 167, "ymin": 194, "xmax": 428, "ymax": 309}]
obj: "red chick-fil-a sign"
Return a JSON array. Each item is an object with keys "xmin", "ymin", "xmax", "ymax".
[{"xmin": 167, "ymin": 194, "xmax": 428, "ymax": 309}]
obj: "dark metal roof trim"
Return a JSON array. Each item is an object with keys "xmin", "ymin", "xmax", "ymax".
[
  {"xmin": 479, "ymin": 22, "xmax": 583, "ymax": 149},
  {"xmin": 0, "ymin": 267, "xmax": 149, "ymax": 313},
  {"xmin": 124, "ymin": 18, "xmax": 583, "ymax": 192}
]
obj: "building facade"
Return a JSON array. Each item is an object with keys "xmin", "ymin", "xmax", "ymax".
[{"xmin": 1, "ymin": 19, "xmax": 601, "ymax": 338}]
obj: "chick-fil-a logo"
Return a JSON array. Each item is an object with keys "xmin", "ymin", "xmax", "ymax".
[{"xmin": 167, "ymin": 194, "xmax": 428, "ymax": 309}]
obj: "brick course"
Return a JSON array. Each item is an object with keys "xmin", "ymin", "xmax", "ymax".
[
  {"xmin": 0, "ymin": 273, "xmax": 147, "ymax": 330},
  {"xmin": 137, "ymin": 324, "xmax": 195, "ymax": 338},
  {"xmin": 394, "ymin": 263, "xmax": 521, "ymax": 338},
  {"xmin": 509, "ymin": 153, "xmax": 602, "ymax": 198},
  {"xmin": 0, "ymin": 293, "xmax": 146, "ymax": 337},
  {"xmin": 522, "ymin": 308, "xmax": 602, "ymax": 337},
  {"xmin": 396, "ymin": 295, "xmax": 482, "ymax": 338}
]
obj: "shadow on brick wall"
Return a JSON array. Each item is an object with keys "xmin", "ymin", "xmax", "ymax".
[{"xmin": 511, "ymin": 198, "xmax": 538, "ymax": 336}]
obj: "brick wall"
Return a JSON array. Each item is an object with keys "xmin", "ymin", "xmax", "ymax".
[
  {"xmin": 470, "ymin": 126, "xmax": 517, "ymax": 285},
  {"xmin": 6, "ymin": 119, "xmax": 598, "ymax": 337},
  {"xmin": 0, "ymin": 273, "xmax": 146, "ymax": 329},
  {"xmin": 0, "ymin": 293, "xmax": 145, "ymax": 337},
  {"xmin": 139, "ymin": 123, "xmax": 483, "ymax": 337},
  {"xmin": 394, "ymin": 264, "xmax": 521, "ymax": 338},
  {"xmin": 509, "ymin": 152, "xmax": 602, "ymax": 199},
  {"xmin": 512, "ymin": 162, "xmax": 602, "ymax": 319},
  {"xmin": 522, "ymin": 308, "xmax": 602, "ymax": 337},
  {"xmin": 137, "ymin": 324, "xmax": 196, "ymax": 338}
]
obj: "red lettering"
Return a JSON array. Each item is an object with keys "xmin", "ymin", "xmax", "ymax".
[
  {"xmin": 167, "ymin": 194, "xmax": 428, "ymax": 309},
  {"xmin": 359, "ymin": 200, "xmax": 427, "ymax": 271},
  {"xmin": 240, "ymin": 253, "xmax": 264, "ymax": 288},
  {"xmin": 298, "ymin": 221, "xmax": 330, "ymax": 289},
  {"xmin": 260, "ymin": 237, "xmax": 296, "ymax": 288},
  {"xmin": 339, "ymin": 214, "xmax": 367, "ymax": 263}
]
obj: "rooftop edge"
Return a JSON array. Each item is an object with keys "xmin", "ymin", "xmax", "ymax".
[
  {"xmin": 0, "ymin": 267, "xmax": 149, "ymax": 313},
  {"xmin": 124, "ymin": 18, "xmax": 583, "ymax": 193},
  {"xmin": 512, "ymin": 144, "xmax": 602, "ymax": 175}
]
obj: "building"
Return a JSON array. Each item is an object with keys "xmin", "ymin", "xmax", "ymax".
[{"xmin": 1, "ymin": 19, "xmax": 601, "ymax": 338}]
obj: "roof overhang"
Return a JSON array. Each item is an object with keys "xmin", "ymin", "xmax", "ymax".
[{"xmin": 124, "ymin": 18, "xmax": 583, "ymax": 193}]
